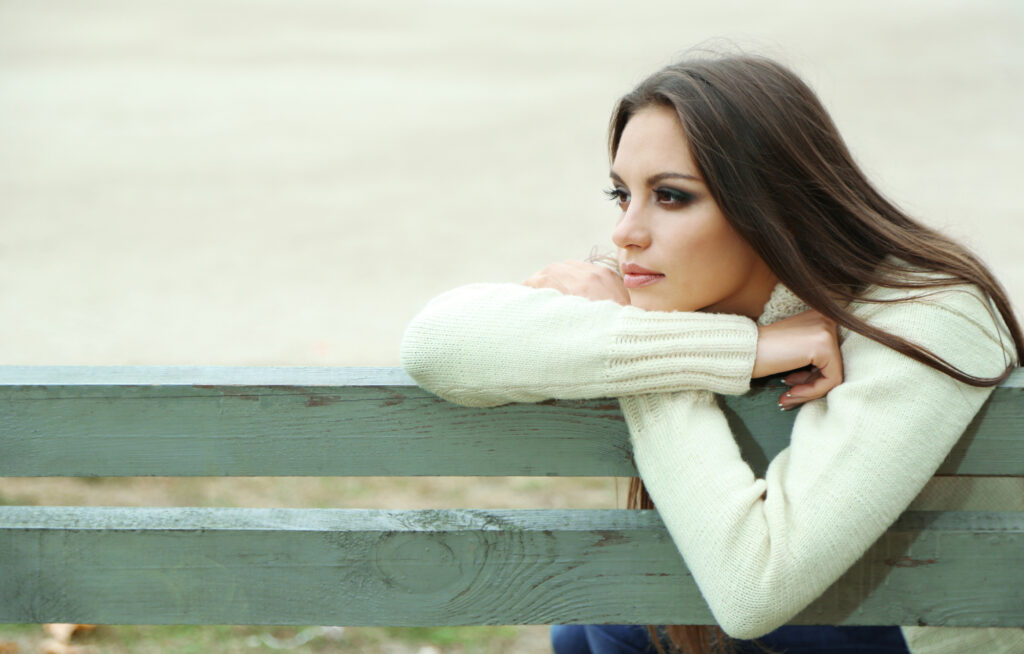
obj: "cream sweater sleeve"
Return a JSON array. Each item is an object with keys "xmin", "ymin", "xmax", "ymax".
[
  {"xmin": 400, "ymin": 283, "xmax": 758, "ymax": 407},
  {"xmin": 621, "ymin": 285, "xmax": 1013, "ymax": 639}
]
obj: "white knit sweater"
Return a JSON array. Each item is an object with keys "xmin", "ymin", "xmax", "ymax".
[{"xmin": 400, "ymin": 279, "xmax": 1022, "ymax": 653}]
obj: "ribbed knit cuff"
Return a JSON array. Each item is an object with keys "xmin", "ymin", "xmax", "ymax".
[{"xmin": 608, "ymin": 309, "xmax": 759, "ymax": 396}]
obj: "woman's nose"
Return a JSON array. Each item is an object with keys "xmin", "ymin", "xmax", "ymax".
[{"xmin": 611, "ymin": 204, "xmax": 651, "ymax": 250}]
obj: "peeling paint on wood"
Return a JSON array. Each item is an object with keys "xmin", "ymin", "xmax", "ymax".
[
  {"xmin": 304, "ymin": 395, "xmax": 341, "ymax": 407},
  {"xmin": 885, "ymin": 556, "xmax": 939, "ymax": 568}
]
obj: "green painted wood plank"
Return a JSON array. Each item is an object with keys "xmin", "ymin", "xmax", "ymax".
[
  {"xmin": 1, "ymin": 367, "xmax": 1021, "ymax": 477},
  {"xmin": 0, "ymin": 365, "xmax": 413, "ymax": 387},
  {"xmin": 1, "ymin": 507, "xmax": 1020, "ymax": 627}
]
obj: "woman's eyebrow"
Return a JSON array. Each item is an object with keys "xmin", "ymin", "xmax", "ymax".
[
  {"xmin": 649, "ymin": 171, "xmax": 702, "ymax": 184},
  {"xmin": 608, "ymin": 170, "xmax": 703, "ymax": 185}
]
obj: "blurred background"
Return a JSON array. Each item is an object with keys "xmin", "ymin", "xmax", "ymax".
[
  {"xmin": 2, "ymin": 0, "xmax": 1021, "ymax": 368},
  {"xmin": 1, "ymin": 0, "xmax": 1021, "ymax": 652}
]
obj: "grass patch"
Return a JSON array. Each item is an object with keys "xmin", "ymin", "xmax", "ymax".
[
  {"xmin": 380, "ymin": 625, "xmax": 523, "ymax": 647},
  {"xmin": 0, "ymin": 624, "xmax": 546, "ymax": 653}
]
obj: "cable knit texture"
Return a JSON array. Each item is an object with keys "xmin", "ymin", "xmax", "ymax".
[
  {"xmin": 756, "ymin": 282, "xmax": 808, "ymax": 326},
  {"xmin": 400, "ymin": 277, "xmax": 1020, "ymax": 653}
]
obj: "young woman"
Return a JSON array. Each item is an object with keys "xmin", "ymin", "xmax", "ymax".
[{"xmin": 400, "ymin": 55, "xmax": 1023, "ymax": 654}]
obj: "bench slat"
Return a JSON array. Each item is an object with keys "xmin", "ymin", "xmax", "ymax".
[
  {"xmin": 2, "ymin": 367, "xmax": 1022, "ymax": 478},
  {"xmin": 1, "ymin": 507, "xmax": 1020, "ymax": 627}
]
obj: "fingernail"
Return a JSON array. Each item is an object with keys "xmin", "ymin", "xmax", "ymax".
[{"xmin": 785, "ymin": 392, "xmax": 792, "ymax": 398}]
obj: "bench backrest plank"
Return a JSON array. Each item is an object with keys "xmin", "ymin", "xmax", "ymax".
[
  {"xmin": 2, "ymin": 366, "xmax": 1021, "ymax": 478},
  {"xmin": 1, "ymin": 366, "xmax": 1022, "ymax": 627},
  {"xmin": 3, "ymin": 507, "xmax": 1021, "ymax": 626}
]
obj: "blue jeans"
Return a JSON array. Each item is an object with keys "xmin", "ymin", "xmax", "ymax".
[{"xmin": 550, "ymin": 624, "xmax": 910, "ymax": 654}]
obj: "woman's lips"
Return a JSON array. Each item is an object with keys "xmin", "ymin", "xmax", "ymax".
[
  {"xmin": 623, "ymin": 273, "xmax": 665, "ymax": 288},
  {"xmin": 621, "ymin": 263, "xmax": 665, "ymax": 289}
]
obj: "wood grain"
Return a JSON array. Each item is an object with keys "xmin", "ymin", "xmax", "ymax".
[
  {"xmin": 1, "ymin": 366, "xmax": 1021, "ymax": 477},
  {"xmin": 2, "ymin": 507, "xmax": 1021, "ymax": 627}
]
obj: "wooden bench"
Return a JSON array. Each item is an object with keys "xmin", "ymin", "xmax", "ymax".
[{"xmin": 1, "ymin": 366, "xmax": 1021, "ymax": 628}]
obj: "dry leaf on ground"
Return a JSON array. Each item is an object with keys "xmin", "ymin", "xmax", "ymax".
[{"xmin": 41, "ymin": 626, "xmax": 93, "ymax": 645}]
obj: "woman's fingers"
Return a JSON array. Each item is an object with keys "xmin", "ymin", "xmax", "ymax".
[
  {"xmin": 779, "ymin": 369, "xmax": 817, "ymax": 409},
  {"xmin": 523, "ymin": 260, "xmax": 629, "ymax": 305},
  {"xmin": 783, "ymin": 370, "xmax": 838, "ymax": 407},
  {"xmin": 782, "ymin": 339, "xmax": 843, "ymax": 410},
  {"xmin": 782, "ymin": 368, "xmax": 818, "ymax": 386},
  {"xmin": 760, "ymin": 309, "xmax": 844, "ymax": 410}
]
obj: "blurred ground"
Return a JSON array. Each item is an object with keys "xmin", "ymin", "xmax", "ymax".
[{"xmin": 1, "ymin": 1, "xmax": 1021, "ymax": 652}]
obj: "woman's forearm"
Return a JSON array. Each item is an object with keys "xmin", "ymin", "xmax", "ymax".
[{"xmin": 400, "ymin": 282, "xmax": 758, "ymax": 407}]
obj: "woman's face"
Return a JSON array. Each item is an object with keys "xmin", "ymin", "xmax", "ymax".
[{"xmin": 610, "ymin": 104, "xmax": 777, "ymax": 317}]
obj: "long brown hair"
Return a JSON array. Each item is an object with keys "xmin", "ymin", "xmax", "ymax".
[{"xmin": 611, "ymin": 54, "xmax": 1023, "ymax": 654}]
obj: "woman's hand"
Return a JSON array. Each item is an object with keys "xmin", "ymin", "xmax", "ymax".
[
  {"xmin": 753, "ymin": 309, "xmax": 843, "ymax": 410},
  {"xmin": 523, "ymin": 260, "xmax": 630, "ymax": 306}
]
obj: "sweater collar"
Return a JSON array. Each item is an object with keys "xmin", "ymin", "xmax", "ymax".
[{"xmin": 756, "ymin": 283, "xmax": 808, "ymax": 326}]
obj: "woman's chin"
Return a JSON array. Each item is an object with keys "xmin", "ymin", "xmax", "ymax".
[{"xmin": 627, "ymin": 291, "xmax": 692, "ymax": 313}]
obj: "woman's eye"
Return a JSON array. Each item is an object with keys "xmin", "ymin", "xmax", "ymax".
[
  {"xmin": 603, "ymin": 187, "xmax": 630, "ymax": 208},
  {"xmin": 655, "ymin": 187, "xmax": 694, "ymax": 206}
]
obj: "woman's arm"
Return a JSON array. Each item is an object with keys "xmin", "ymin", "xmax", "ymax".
[
  {"xmin": 401, "ymin": 281, "xmax": 759, "ymax": 407},
  {"xmin": 622, "ymin": 284, "xmax": 1012, "ymax": 639}
]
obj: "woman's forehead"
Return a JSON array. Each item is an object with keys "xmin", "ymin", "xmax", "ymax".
[{"xmin": 611, "ymin": 106, "xmax": 699, "ymax": 182}]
